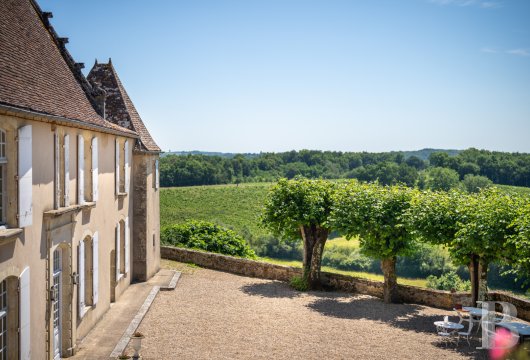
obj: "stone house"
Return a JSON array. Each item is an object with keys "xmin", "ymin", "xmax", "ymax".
[{"xmin": 0, "ymin": 0, "xmax": 161, "ymax": 359}]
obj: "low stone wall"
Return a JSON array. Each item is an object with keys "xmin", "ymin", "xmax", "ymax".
[{"xmin": 161, "ymin": 246, "xmax": 530, "ymax": 321}]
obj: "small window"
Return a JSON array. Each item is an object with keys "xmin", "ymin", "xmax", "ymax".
[
  {"xmin": 84, "ymin": 238, "xmax": 93, "ymax": 306},
  {"xmin": 0, "ymin": 130, "xmax": 7, "ymax": 224},
  {"xmin": 119, "ymin": 220, "xmax": 125, "ymax": 275}
]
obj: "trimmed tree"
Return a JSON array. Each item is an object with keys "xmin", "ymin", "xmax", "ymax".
[
  {"xmin": 409, "ymin": 188, "xmax": 523, "ymax": 305},
  {"xmin": 408, "ymin": 190, "xmax": 481, "ymax": 303},
  {"xmin": 260, "ymin": 178, "xmax": 336, "ymax": 289},
  {"xmin": 507, "ymin": 202, "xmax": 530, "ymax": 282},
  {"xmin": 333, "ymin": 182, "xmax": 417, "ymax": 303},
  {"xmin": 455, "ymin": 187, "xmax": 523, "ymax": 301}
]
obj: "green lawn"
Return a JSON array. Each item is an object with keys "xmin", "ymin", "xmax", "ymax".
[{"xmin": 260, "ymin": 257, "xmax": 427, "ymax": 287}]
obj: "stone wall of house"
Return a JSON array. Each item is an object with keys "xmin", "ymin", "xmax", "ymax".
[{"xmin": 161, "ymin": 246, "xmax": 530, "ymax": 321}]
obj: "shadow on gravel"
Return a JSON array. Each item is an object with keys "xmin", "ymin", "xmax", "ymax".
[
  {"xmin": 240, "ymin": 281, "xmax": 302, "ymax": 299},
  {"xmin": 307, "ymin": 295, "xmax": 488, "ymax": 359},
  {"xmin": 240, "ymin": 280, "xmax": 347, "ymax": 299}
]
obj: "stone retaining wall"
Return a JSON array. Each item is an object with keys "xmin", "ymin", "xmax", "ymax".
[{"xmin": 161, "ymin": 246, "xmax": 530, "ymax": 321}]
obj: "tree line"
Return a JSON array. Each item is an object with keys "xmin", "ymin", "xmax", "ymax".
[
  {"xmin": 160, "ymin": 148, "xmax": 530, "ymax": 188},
  {"xmin": 260, "ymin": 178, "xmax": 530, "ymax": 304}
]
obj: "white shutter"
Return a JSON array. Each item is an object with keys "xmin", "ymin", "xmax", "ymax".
[
  {"xmin": 115, "ymin": 138, "xmax": 120, "ymax": 195},
  {"xmin": 155, "ymin": 159, "xmax": 160, "ymax": 190},
  {"xmin": 115, "ymin": 224, "xmax": 120, "ymax": 281},
  {"xmin": 92, "ymin": 137, "xmax": 98, "ymax": 201},
  {"xmin": 78, "ymin": 135, "xmax": 85, "ymax": 204},
  {"xmin": 64, "ymin": 134, "xmax": 70, "ymax": 207},
  {"xmin": 78, "ymin": 241, "xmax": 85, "ymax": 317},
  {"xmin": 124, "ymin": 140, "xmax": 130, "ymax": 193},
  {"xmin": 18, "ymin": 125, "xmax": 33, "ymax": 227},
  {"xmin": 19, "ymin": 266, "xmax": 31, "ymax": 360},
  {"xmin": 125, "ymin": 217, "xmax": 130, "ymax": 274},
  {"xmin": 54, "ymin": 131, "xmax": 60, "ymax": 209},
  {"xmin": 93, "ymin": 232, "xmax": 99, "ymax": 305}
]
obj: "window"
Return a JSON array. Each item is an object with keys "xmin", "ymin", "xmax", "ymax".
[
  {"xmin": 78, "ymin": 233, "xmax": 99, "ymax": 318},
  {"xmin": 0, "ymin": 279, "xmax": 6, "ymax": 360},
  {"xmin": 115, "ymin": 139, "xmax": 129, "ymax": 195},
  {"xmin": 115, "ymin": 219, "xmax": 129, "ymax": 281},
  {"xmin": 0, "ymin": 129, "xmax": 6, "ymax": 224},
  {"xmin": 55, "ymin": 132, "xmax": 70, "ymax": 208}
]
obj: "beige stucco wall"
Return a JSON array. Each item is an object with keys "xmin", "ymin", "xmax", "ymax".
[{"xmin": 0, "ymin": 112, "xmax": 155, "ymax": 359}]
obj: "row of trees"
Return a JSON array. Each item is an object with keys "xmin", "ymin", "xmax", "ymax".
[
  {"xmin": 160, "ymin": 148, "xmax": 530, "ymax": 188},
  {"xmin": 260, "ymin": 178, "xmax": 530, "ymax": 303}
]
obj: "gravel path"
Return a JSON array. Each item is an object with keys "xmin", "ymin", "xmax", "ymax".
[{"xmin": 130, "ymin": 262, "xmax": 487, "ymax": 359}]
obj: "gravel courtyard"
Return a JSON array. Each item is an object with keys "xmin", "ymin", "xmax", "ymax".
[{"xmin": 130, "ymin": 260, "xmax": 487, "ymax": 359}]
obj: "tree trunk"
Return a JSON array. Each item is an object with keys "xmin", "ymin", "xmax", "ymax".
[
  {"xmin": 468, "ymin": 255, "xmax": 479, "ymax": 306},
  {"xmin": 300, "ymin": 225, "xmax": 329, "ymax": 290},
  {"xmin": 381, "ymin": 257, "xmax": 399, "ymax": 303},
  {"xmin": 478, "ymin": 259, "xmax": 489, "ymax": 302}
]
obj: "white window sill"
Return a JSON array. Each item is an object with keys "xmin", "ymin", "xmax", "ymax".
[
  {"xmin": 117, "ymin": 192, "xmax": 128, "ymax": 198},
  {"xmin": 0, "ymin": 227, "xmax": 23, "ymax": 245},
  {"xmin": 44, "ymin": 202, "xmax": 96, "ymax": 217}
]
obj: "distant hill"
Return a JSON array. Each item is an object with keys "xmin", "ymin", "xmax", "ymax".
[
  {"xmin": 401, "ymin": 148, "xmax": 460, "ymax": 161},
  {"xmin": 163, "ymin": 148, "xmax": 461, "ymax": 161},
  {"xmin": 161, "ymin": 151, "xmax": 259, "ymax": 159}
]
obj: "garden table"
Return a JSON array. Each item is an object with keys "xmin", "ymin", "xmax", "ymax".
[
  {"xmin": 496, "ymin": 322, "xmax": 530, "ymax": 343},
  {"xmin": 434, "ymin": 321, "xmax": 465, "ymax": 331}
]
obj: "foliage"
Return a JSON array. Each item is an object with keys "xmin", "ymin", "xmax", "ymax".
[
  {"xmin": 290, "ymin": 276, "xmax": 309, "ymax": 291},
  {"xmin": 507, "ymin": 202, "xmax": 530, "ymax": 283},
  {"xmin": 332, "ymin": 182, "xmax": 417, "ymax": 259},
  {"xmin": 161, "ymin": 148, "xmax": 530, "ymax": 189},
  {"xmin": 454, "ymin": 187, "xmax": 523, "ymax": 266},
  {"xmin": 161, "ymin": 220, "xmax": 256, "ymax": 258},
  {"xmin": 259, "ymin": 178, "xmax": 336, "ymax": 241},
  {"xmin": 260, "ymin": 177, "xmax": 337, "ymax": 288},
  {"xmin": 462, "ymin": 174, "xmax": 492, "ymax": 193},
  {"xmin": 423, "ymin": 167, "xmax": 460, "ymax": 191},
  {"xmin": 426, "ymin": 271, "xmax": 471, "ymax": 291}
]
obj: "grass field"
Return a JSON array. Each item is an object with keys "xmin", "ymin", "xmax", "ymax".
[
  {"xmin": 161, "ymin": 183, "xmax": 272, "ymax": 235},
  {"xmin": 260, "ymin": 257, "xmax": 427, "ymax": 287},
  {"xmin": 497, "ymin": 184, "xmax": 530, "ymax": 196}
]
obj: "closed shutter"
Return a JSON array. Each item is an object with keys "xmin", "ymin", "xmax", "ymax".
[
  {"xmin": 93, "ymin": 232, "xmax": 99, "ymax": 305},
  {"xmin": 115, "ymin": 138, "xmax": 120, "ymax": 195},
  {"xmin": 124, "ymin": 140, "xmax": 130, "ymax": 193},
  {"xmin": 18, "ymin": 125, "xmax": 33, "ymax": 227},
  {"xmin": 125, "ymin": 217, "xmax": 130, "ymax": 274},
  {"xmin": 78, "ymin": 135, "xmax": 84, "ymax": 204},
  {"xmin": 78, "ymin": 241, "xmax": 85, "ymax": 317},
  {"xmin": 115, "ymin": 224, "xmax": 120, "ymax": 281},
  {"xmin": 64, "ymin": 134, "xmax": 70, "ymax": 207},
  {"xmin": 155, "ymin": 159, "xmax": 159, "ymax": 190},
  {"xmin": 19, "ymin": 266, "xmax": 31, "ymax": 360},
  {"xmin": 92, "ymin": 137, "xmax": 98, "ymax": 201},
  {"xmin": 54, "ymin": 131, "xmax": 60, "ymax": 209}
]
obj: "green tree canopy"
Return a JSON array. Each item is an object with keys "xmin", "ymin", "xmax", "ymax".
[
  {"xmin": 260, "ymin": 178, "xmax": 336, "ymax": 289},
  {"xmin": 332, "ymin": 182, "xmax": 417, "ymax": 302}
]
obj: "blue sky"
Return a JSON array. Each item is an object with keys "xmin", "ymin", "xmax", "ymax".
[{"xmin": 39, "ymin": 0, "xmax": 530, "ymax": 153}]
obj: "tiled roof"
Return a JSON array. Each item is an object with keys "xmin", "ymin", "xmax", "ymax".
[
  {"xmin": 88, "ymin": 62, "xmax": 161, "ymax": 152},
  {"xmin": 0, "ymin": 0, "xmax": 135, "ymax": 136}
]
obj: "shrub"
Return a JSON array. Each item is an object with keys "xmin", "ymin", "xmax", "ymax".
[
  {"xmin": 462, "ymin": 174, "xmax": 492, "ymax": 193},
  {"xmin": 290, "ymin": 276, "xmax": 309, "ymax": 291},
  {"xmin": 426, "ymin": 271, "xmax": 471, "ymax": 291},
  {"xmin": 161, "ymin": 220, "xmax": 256, "ymax": 258}
]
